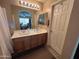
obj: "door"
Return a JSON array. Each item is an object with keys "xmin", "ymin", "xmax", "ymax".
[{"xmin": 50, "ymin": 1, "xmax": 68, "ymax": 55}]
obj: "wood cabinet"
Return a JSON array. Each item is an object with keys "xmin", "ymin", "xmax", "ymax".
[
  {"xmin": 13, "ymin": 37, "xmax": 25, "ymax": 52},
  {"xmin": 31, "ymin": 35, "xmax": 38, "ymax": 48},
  {"xmin": 24, "ymin": 36, "xmax": 31, "ymax": 50},
  {"xmin": 41, "ymin": 33, "xmax": 47, "ymax": 44},
  {"xmin": 12, "ymin": 33, "xmax": 47, "ymax": 53},
  {"xmin": 13, "ymin": 36, "xmax": 31, "ymax": 53}
]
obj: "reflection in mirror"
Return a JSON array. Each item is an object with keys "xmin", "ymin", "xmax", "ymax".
[
  {"xmin": 38, "ymin": 14, "xmax": 45, "ymax": 25},
  {"xmin": 19, "ymin": 11, "xmax": 32, "ymax": 30},
  {"xmin": 38, "ymin": 13, "xmax": 49, "ymax": 27}
]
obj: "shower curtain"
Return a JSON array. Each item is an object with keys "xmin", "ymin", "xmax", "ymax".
[{"xmin": 0, "ymin": 6, "xmax": 13, "ymax": 59}]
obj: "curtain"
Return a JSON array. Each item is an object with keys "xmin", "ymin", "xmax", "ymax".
[{"xmin": 0, "ymin": 6, "xmax": 13, "ymax": 59}]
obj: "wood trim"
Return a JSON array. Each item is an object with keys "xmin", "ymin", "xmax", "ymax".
[{"xmin": 51, "ymin": 0, "xmax": 66, "ymax": 7}]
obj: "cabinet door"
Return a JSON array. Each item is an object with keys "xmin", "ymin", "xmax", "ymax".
[
  {"xmin": 24, "ymin": 37, "xmax": 30, "ymax": 50},
  {"xmin": 13, "ymin": 38, "xmax": 25, "ymax": 53},
  {"xmin": 31, "ymin": 35, "xmax": 38, "ymax": 48},
  {"xmin": 41, "ymin": 33, "xmax": 47, "ymax": 44},
  {"xmin": 36, "ymin": 34, "xmax": 42, "ymax": 46}
]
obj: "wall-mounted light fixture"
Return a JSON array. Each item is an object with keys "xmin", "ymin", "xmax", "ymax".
[{"xmin": 18, "ymin": 0, "xmax": 40, "ymax": 10}]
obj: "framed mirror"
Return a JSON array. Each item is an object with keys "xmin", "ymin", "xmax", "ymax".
[
  {"xmin": 38, "ymin": 13, "xmax": 49, "ymax": 27},
  {"xmin": 19, "ymin": 11, "xmax": 32, "ymax": 30}
]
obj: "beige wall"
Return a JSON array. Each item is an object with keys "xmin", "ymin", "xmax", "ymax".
[
  {"xmin": 43, "ymin": 0, "xmax": 58, "ymax": 12},
  {"xmin": 0, "ymin": 0, "xmax": 43, "ymax": 34},
  {"xmin": 61, "ymin": 0, "xmax": 79, "ymax": 59},
  {"xmin": 43, "ymin": 0, "xmax": 53, "ymax": 12},
  {"xmin": 11, "ymin": 5, "xmax": 38, "ymax": 30},
  {"xmin": 8, "ymin": 0, "xmax": 43, "ymax": 32}
]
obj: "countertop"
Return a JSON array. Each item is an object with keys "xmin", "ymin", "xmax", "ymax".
[{"xmin": 11, "ymin": 28, "xmax": 47, "ymax": 39}]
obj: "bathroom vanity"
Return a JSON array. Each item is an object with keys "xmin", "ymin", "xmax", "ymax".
[{"xmin": 12, "ymin": 29, "xmax": 47, "ymax": 53}]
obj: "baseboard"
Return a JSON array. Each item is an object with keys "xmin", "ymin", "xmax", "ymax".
[{"xmin": 46, "ymin": 45, "xmax": 61, "ymax": 59}]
